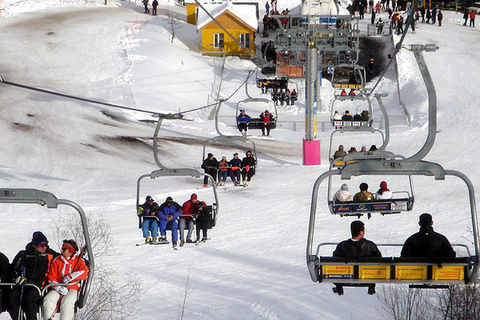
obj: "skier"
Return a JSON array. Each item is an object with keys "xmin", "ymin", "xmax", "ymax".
[
  {"xmin": 259, "ymin": 109, "xmax": 274, "ymax": 136},
  {"xmin": 143, "ymin": 0, "xmax": 150, "ymax": 14},
  {"xmin": 195, "ymin": 202, "xmax": 213, "ymax": 243},
  {"xmin": 470, "ymin": 10, "xmax": 476, "ymax": 28},
  {"xmin": 463, "ymin": 8, "xmax": 469, "ymax": 26},
  {"xmin": 333, "ymin": 145, "xmax": 347, "ymax": 159},
  {"xmin": 42, "ymin": 240, "xmax": 89, "ymax": 320},
  {"xmin": 152, "ymin": 0, "xmax": 158, "ymax": 16},
  {"xmin": 333, "ymin": 221, "xmax": 381, "ymax": 295},
  {"xmin": 334, "ymin": 183, "xmax": 353, "ymax": 202},
  {"xmin": 353, "ymin": 183, "xmax": 374, "ymax": 201},
  {"xmin": 437, "ymin": 10, "xmax": 443, "ymax": 27},
  {"xmin": 7, "ymin": 232, "xmax": 59, "ymax": 320},
  {"xmin": 229, "ymin": 153, "xmax": 242, "ymax": 186},
  {"xmin": 158, "ymin": 196, "xmax": 182, "ymax": 248},
  {"xmin": 375, "ymin": 181, "xmax": 393, "ymax": 200},
  {"xmin": 342, "ymin": 110, "xmax": 353, "ymax": 121},
  {"xmin": 241, "ymin": 150, "xmax": 256, "ymax": 186},
  {"xmin": 376, "ymin": 18, "xmax": 384, "ymax": 34},
  {"xmin": 179, "ymin": 194, "xmax": 201, "ymax": 246},
  {"xmin": 289, "ymin": 89, "xmax": 298, "ymax": 105},
  {"xmin": 401, "ymin": 213, "xmax": 456, "ymax": 258},
  {"xmin": 217, "ymin": 156, "xmax": 229, "ymax": 186},
  {"xmin": 237, "ymin": 109, "xmax": 251, "ymax": 136},
  {"xmin": 201, "ymin": 153, "xmax": 219, "ymax": 187},
  {"xmin": 137, "ymin": 195, "xmax": 159, "ymax": 244}
]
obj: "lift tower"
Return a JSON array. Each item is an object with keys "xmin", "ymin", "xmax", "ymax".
[{"xmin": 271, "ymin": 0, "xmax": 360, "ymax": 165}]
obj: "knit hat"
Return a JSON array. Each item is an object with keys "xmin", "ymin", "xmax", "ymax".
[
  {"xmin": 146, "ymin": 196, "xmax": 154, "ymax": 202},
  {"xmin": 32, "ymin": 231, "xmax": 48, "ymax": 246},
  {"xmin": 380, "ymin": 181, "xmax": 387, "ymax": 189},
  {"xmin": 191, "ymin": 193, "xmax": 198, "ymax": 200},
  {"xmin": 341, "ymin": 184, "xmax": 349, "ymax": 191}
]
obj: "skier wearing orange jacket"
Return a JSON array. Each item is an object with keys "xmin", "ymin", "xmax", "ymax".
[{"xmin": 42, "ymin": 240, "xmax": 89, "ymax": 320}]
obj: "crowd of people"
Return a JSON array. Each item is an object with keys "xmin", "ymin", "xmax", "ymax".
[
  {"xmin": 137, "ymin": 193, "xmax": 214, "ymax": 248},
  {"xmin": 332, "ymin": 213, "xmax": 455, "ymax": 294},
  {"xmin": 201, "ymin": 151, "xmax": 256, "ymax": 187},
  {"xmin": 0, "ymin": 232, "xmax": 89, "ymax": 320},
  {"xmin": 271, "ymin": 88, "xmax": 298, "ymax": 106},
  {"xmin": 333, "ymin": 181, "xmax": 392, "ymax": 202}
]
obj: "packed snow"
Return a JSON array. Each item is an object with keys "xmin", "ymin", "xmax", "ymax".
[{"xmin": 0, "ymin": 0, "xmax": 479, "ymax": 319}]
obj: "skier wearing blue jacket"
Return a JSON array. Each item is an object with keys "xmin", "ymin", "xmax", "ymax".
[
  {"xmin": 158, "ymin": 197, "xmax": 182, "ymax": 248},
  {"xmin": 237, "ymin": 109, "xmax": 251, "ymax": 135}
]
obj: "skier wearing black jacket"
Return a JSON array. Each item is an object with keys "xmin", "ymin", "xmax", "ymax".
[
  {"xmin": 7, "ymin": 232, "xmax": 59, "ymax": 320},
  {"xmin": 333, "ymin": 221, "xmax": 381, "ymax": 295},
  {"xmin": 201, "ymin": 153, "xmax": 219, "ymax": 187},
  {"xmin": 241, "ymin": 150, "xmax": 256, "ymax": 186},
  {"xmin": 401, "ymin": 213, "xmax": 455, "ymax": 258}
]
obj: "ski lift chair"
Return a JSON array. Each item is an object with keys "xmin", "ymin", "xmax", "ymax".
[
  {"xmin": 236, "ymin": 98, "xmax": 278, "ymax": 132},
  {"xmin": 330, "ymin": 94, "xmax": 373, "ymax": 129},
  {"xmin": 306, "ymin": 160, "xmax": 480, "ymax": 293},
  {"xmin": 331, "ymin": 63, "xmax": 366, "ymax": 90},
  {"xmin": 136, "ymin": 169, "xmax": 220, "ymax": 236},
  {"xmin": 0, "ymin": 189, "xmax": 94, "ymax": 317}
]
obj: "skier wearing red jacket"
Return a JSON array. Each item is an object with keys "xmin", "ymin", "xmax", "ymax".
[{"xmin": 42, "ymin": 240, "xmax": 88, "ymax": 320}]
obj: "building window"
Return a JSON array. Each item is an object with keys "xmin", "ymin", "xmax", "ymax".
[
  {"xmin": 240, "ymin": 33, "xmax": 250, "ymax": 49},
  {"xmin": 213, "ymin": 33, "xmax": 224, "ymax": 49}
]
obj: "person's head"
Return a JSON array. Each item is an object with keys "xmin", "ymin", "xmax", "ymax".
[
  {"xmin": 265, "ymin": 109, "xmax": 269, "ymax": 113},
  {"xmin": 361, "ymin": 146, "xmax": 367, "ymax": 152},
  {"xmin": 222, "ymin": 156, "xmax": 227, "ymax": 161},
  {"xmin": 350, "ymin": 220, "xmax": 365, "ymax": 239},
  {"xmin": 419, "ymin": 213, "xmax": 433, "ymax": 227},
  {"xmin": 246, "ymin": 150, "xmax": 252, "ymax": 157},
  {"xmin": 379, "ymin": 18, "xmax": 382, "ymax": 22},
  {"xmin": 338, "ymin": 144, "xmax": 344, "ymax": 151},
  {"xmin": 233, "ymin": 152, "xmax": 239, "ymax": 158},
  {"xmin": 369, "ymin": 145, "xmax": 377, "ymax": 151},
  {"xmin": 191, "ymin": 193, "xmax": 198, "ymax": 203},
  {"xmin": 349, "ymin": 147, "xmax": 356, "ymax": 153},
  {"xmin": 380, "ymin": 181, "xmax": 387, "ymax": 190},
  {"xmin": 345, "ymin": 110, "xmax": 350, "ymax": 114},
  {"xmin": 208, "ymin": 153, "xmax": 213, "ymax": 159},
  {"xmin": 61, "ymin": 240, "xmax": 79, "ymax": 259},
  {"xmin": 341, "ymin": 183, "xmax": 349, "ymax": 191},
  {"xmin": 360, "ymin": 182, "xmax": 369, "ymax": 191},
  {"xmin": 166, "ymin": 196, "xmax": 173, "ymax": 206},
  {"xmin": 334, "ymin": 110, "xmax": 339, "ymax": 114},
  {"xmin": 197, "ymin": 202, "xmax": 204, "ymax": 210},
  {"xmin": 240, "ymin": 109, "xmax": 246, "ymax": 114},
  {"xmin": 146, "ymin": 195, "xmax": 154, "ymax": 204},
  {"xmin": 32, "ymin": 231, "xmax": 48, "ymax": 253}
]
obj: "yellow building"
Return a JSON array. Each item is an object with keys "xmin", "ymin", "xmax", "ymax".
[{"xmin": 196, "ymin": 2, "xmax": 258, "ymax": 57}]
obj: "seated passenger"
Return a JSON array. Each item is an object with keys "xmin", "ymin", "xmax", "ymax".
[
  {"xmin": 348, "ymin": 147, "xmax": 357, "ymax": 153},
  {"xmin": 369, "ymin": 144, "xmax": 377, "ymax": 151},
  {"xmin": 340, "ymin": 89, "xmax": 347, "ymax": 96},
  {"xmin": 333, "ymin": 221, "xmax": 381, "ymax": 295},
  {"xmin": 137, "ymin": 196, "xmax": 159, "ymax": 244},
  {"xmin": 401, "ymin": 213, "xmax": 456, "ymax": 258},
  {"xmin": 360, "ymin": 146, "xmax": 367, "ymax": 152},
  {"xmin": 43, "ymin": 240, "xmax": 89, "ymax": 320},
  {"xmin": 334, "ymin": 183, "xmax": 353, "ymax": 202},
  {"xmin": 333, "ymin": 110, "xmax": 342, "ymax": 120},
  {"xmin": 158, "ymin": 197, "xmax": 182, "ymax": 248},
  {"xmin": 354, "ymin": 183, "xmax": 374, "ymax": 201},
  {"xmin": 353, "ymin": 113, "xmax": 362, "ymax": 121},
  {"xmin": 237, "ymin": 110, "xmax": 251, "ymax": 135},
  {"xmin": 348, "ymin": 89, "xmax": 356, "ymax": 96},
  {"xmin": 342, "ymin": 110, "xmax": 353, "ymax": 121},
  {"xmin": 361, "ymin": 110, "xmax": 369, "ymax": 121},
  {"xmin": 333, "ymin": 145, "xmax": 347, "ymax": 159},
  {"xmin": 375, "ymin": 181, "xmax": 392, "ymax": 200}
]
